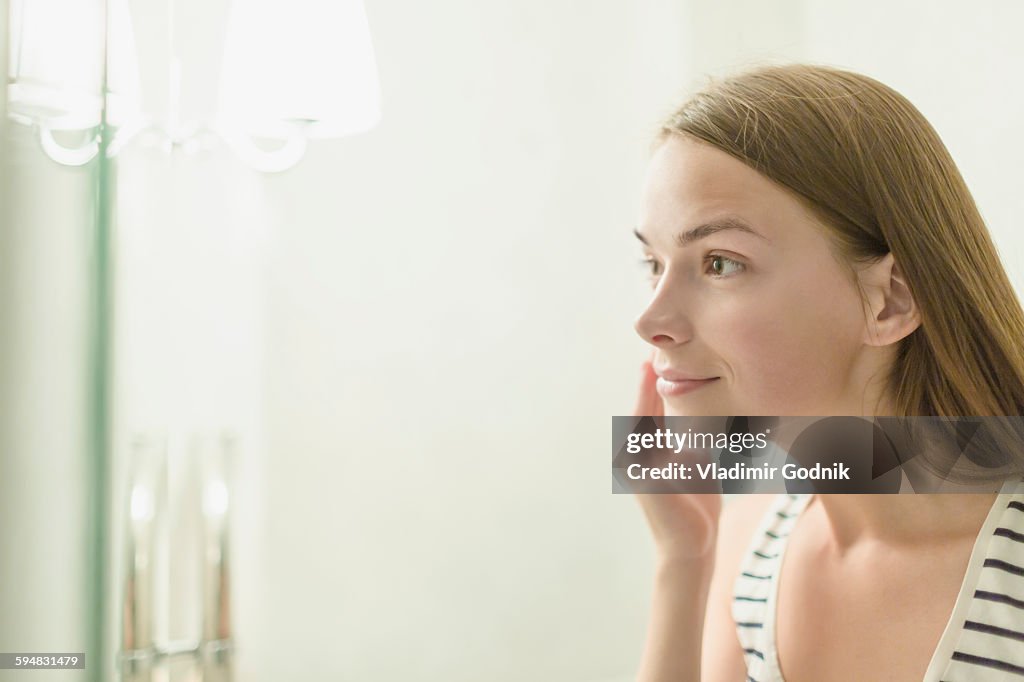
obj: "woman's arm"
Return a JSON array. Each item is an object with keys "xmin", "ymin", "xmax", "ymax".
[
  {"xmin": 636, "ymin": 552, "xmax": 716, "ymax": 682},
  {"xmin": 635, "ymin": 494, "xmax": 774, "ymax": 682}
]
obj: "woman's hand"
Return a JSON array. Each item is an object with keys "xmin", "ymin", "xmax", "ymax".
[
  {"xmin": 632, "ymin": 357, "xmax": 722, "ymax": 563},
  {"xmin": 633, "ymin": 356, "xmax": 723, "ymax": 682}
]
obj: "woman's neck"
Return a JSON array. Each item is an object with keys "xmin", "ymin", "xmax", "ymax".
[{"xmin": 810, "ymin": 492, "xmax": 998, "ymax": 549}]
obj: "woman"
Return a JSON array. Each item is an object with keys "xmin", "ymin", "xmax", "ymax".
[{"xmin": 631, "ymin": 64, "xmax": 1024, "ymax": 681}]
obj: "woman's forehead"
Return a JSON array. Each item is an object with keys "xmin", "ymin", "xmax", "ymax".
[
  {"xmin": 643, "ymin": 140, "xmax": 786, "ymax": 236},
  {"xmin": 646, "ymin": 137, "xmax": 782, "ymax": 209},
  {"xmin": 640, "ymin": 135, "xmax": 822, "ymax": 247}
]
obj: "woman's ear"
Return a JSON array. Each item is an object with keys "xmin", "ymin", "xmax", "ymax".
[{"xmin": 859, "ymin": 252, "xmax": 922, "ymax": 347}]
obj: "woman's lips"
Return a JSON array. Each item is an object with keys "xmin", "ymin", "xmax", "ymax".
[{"xmin": 655, "ymin": 376, "xmax": 720, "ymax": 397}]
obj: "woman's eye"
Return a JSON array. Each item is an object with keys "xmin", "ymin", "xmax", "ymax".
[
  {"xmin": 639, "ymin": 257, "xmax": 663, "ymax": 277},
  {"xmin": 705, "ymin": 254, "xmax": 744, "ymax": 278}
]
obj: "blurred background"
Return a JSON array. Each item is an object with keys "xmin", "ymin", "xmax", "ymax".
[{"xmin": 1, "ymin": 0, "xmax": 1023, "ymax": 680}]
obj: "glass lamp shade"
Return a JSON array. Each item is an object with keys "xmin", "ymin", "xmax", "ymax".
[
  {"xmin": 7, "ymin": 0, "xmax": 140, "ymax": 130},
  {"xmin": 216, "ymin": 0, "xmax": 382, "ymax": 141},
  {"xmin": 104, "ymin": 0, "xmax": 143, "ymax": 129}
]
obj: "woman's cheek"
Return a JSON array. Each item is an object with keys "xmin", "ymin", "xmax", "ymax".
[{"xmin": 719, "ymin": 298, "xmax": 839, "ymax": 411}]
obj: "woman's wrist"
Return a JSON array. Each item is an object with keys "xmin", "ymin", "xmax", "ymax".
[
  {"xmin": 655, "ymin": 534, "xmax": 717, "ymax": 566},
  {"xmin": 655, "ymin": 547, "xmax": 717, "ymax": 587}
]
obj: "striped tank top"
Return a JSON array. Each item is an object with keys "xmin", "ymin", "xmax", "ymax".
[{"xmin": 733, "ymin": 484, "xmax": 1024, "ymax": 681}]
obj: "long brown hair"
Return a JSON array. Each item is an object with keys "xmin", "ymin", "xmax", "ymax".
[{"xmin": 659, "ymin": 63, "xmax": 1024, "ymax": 477}]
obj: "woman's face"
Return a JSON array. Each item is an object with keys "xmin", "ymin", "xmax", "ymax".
[{"xmin": 634, "ymin": 134, "xmax": 887, "ymax": 417}]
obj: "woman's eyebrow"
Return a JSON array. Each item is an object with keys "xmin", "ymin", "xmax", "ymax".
[{"xmin": 633, "ymin": 216, "xmax": 770, "ymax": 247}]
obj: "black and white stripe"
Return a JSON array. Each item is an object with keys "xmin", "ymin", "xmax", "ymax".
[
  {"xmin": 731, "ymin": 493, "xmax": 812, "ymax": 682},
  {"xmin": 940, "ymin": 496, "xmax": 1024, "ymax": 680}
]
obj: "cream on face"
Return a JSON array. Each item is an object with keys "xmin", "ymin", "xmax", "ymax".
[{"xmin": 633, "ymin": 134, "xmax": 879, "ymax": 417}]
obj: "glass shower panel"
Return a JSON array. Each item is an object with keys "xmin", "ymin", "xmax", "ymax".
[{"xmin": 0, "ymin": 1, "xmax": 113, "ymax": 680}]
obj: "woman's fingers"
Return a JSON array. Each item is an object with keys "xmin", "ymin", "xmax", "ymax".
[{"xmin": 633, "ymin": 357, "xmax": 664, "ymax": 418}]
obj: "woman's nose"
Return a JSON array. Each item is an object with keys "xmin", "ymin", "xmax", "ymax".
[
  {"xmin": 634, "ymin": 314, "xmax": 678, "ymax": 346},
  {"xmin": 634, "ymin": 287, "xmax": 691, "ymax": 347}
]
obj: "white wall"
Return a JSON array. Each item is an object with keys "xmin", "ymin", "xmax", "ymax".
[{"xmin": 245, "ymin": 1, "xmax": 693, "ymax": 680}]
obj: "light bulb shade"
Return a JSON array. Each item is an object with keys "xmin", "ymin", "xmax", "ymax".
[
  {"xmin": 7, "ymin": 0, "xmax": 140, "ymax": 130},
  {"xmin": 217, "ymin": 0, "xmax": 382, "ymax": 140}
]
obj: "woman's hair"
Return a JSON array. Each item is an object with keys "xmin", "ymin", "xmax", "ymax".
[{"xmin": 659, "ymin": 63, "xmax": 1024, "ymax": 478}]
